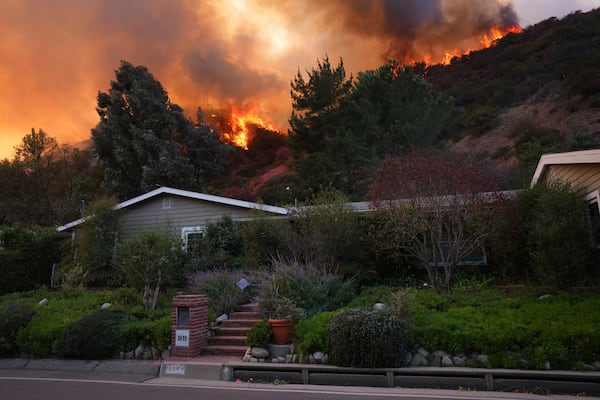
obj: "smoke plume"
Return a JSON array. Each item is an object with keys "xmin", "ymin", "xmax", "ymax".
[{"xmin": 0, "ymin": 0, "xmax": 520, "ymax": 158}]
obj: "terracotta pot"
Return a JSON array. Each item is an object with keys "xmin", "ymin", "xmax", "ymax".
[{"xmin": 268, "ymin": 318, "xmax": 295, "ymax": 344}]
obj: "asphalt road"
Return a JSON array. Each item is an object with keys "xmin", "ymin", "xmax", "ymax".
[{"xmin": 0, "ymin": 370, "xmax": 582, "ymax": 400}]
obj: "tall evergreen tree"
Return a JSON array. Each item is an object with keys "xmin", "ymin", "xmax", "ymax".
[{"xmin": 92, "ymin": 61, "xmax": 230, "ymax": 200}]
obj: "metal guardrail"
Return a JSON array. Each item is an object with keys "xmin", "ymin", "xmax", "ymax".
[{"xmin": 221, "ymin": 363, "xmax": 600, "ymax": 395}]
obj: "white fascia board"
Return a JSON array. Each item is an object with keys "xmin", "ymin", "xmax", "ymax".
[{"xmin": 531, "ymin": 149, "xmax": 600, "ymax": 187}]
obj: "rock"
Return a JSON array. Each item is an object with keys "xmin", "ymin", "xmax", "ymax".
[
  {"xmin": 286, "ymin": 354, "xmax": 293, "ymax": 363},
  {"xmin": 271, "ymin": 358, "xmax": 279, "ymax": 363},
  {"xmin": 583, "ymin": 363, "xmax": 596, "ymax": 371},
  {"xmin": 431, "ymin": 356, "xmax": 442, "ymax": 367},
  {"xmin": 373, "ymin": 303, "xmax": 388, "ymax": 312},
  {"xmin": 405, "ymin": 352, "xmax": 413, "ymax": 365},
  {"xmin": 417, "ymin": 347, "xmax": 429, "ymax": 357},
  {"xmin": 433, "ymin": 350, "xmax": 448, "ymax": 357},
  {"xmin": 475, "ymin": 354, "xmax": 489, "ymax": 367},
  {"xmin": 544, "ymin": 361, "xmax": 551, "ymax": 370},
  {"xmin": 151, "ymin": 347, "xmax": 159, "ymax": 360},
  {"xmin": 309, "ymin": 354, "xmax": 315, "ymax": 363},
  {"xmin": 119, "ymin": 351, "xmax": 126, "ymax": 359},
  {"xmin": 216, "ymin": 313, "xmax": 228, "ymax": 322},
  {"xmin": 134, "ymin": 344, "xmax": 144, "ymax": 360},
  {"xmin": 250, "ymin": 357, "xmax": 258, "ymax": 362},
  {"xmin": 242, "ymin": 354, "xmax": 252, "ymax": 362},
  {"xmin": 322, "ymin": 354, "xmax": 328, "ymax": 364},
  {"xmin": 101, "ymin": 302, "xmax": 111, "ymax": 309},
  {"xmin": 292, "ymin": 354, "xmax": 299, "ymax": 363},
  {"xmin": 538, "ymin": 294, "xmax": 552, "ymax": 300},
  {"xmin": 277, "ymin": 356, "xmax": 286, "ymax": 363},
  {"xmin": 250, "ymin": 347, "xmax": 270, "ymax": 358},
  {"xmin": 125, "ymin": 351, "xmax": 135, "ymax": 359},
  {"xmin": 442, "ymin": 355, "xmax": 454, "ymax": 367},
  {"xmin": 452, "ymin": 356, "xmax": 466, "ymax": 367},
  {"xmin": 410, "ymin": 353, "xmax": 429, "ymax": 367},
  {"xmin": 594, "ymin": 361, "xmax": 600, "ymax": 370},
  {"xmin": 38, "ymin": 298, "xmax": 49, "ymax": 305},
  {"xmin": 313, "ymin": 351, "xmax": 325, "ymax": 362}
]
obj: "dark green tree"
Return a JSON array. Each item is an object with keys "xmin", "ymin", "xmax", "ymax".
[
  {"xmin": 347, "ymin": 61, "xmax": 453, "ymax": 155},
  {"xmin": 289, "ymin": 56, "xmax": 353, "ymax": 154},
  {"xmin": 518, "ymin": 181, "xmax": 593, "ymax": 288},
  {"xmin": 6, "ymin": 130, "xmax": 100, "ymax": 226},
  {"xmin": 92, "ymin": 61, "xmax": 231, "ymax": 200}
]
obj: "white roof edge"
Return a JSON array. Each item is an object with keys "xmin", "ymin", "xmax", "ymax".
[
  {"xmin": 56, "ymin": 186, "xmax": 289, "ymax": 232},
  {"xmin": 531, "ymin": 149, "xmax": 600, "ymax": 187},
  {"xmin": 116, "ymin": 187, "xmax": 289, "ymax": 215}
]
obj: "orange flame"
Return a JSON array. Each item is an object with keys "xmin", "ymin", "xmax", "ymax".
[
  {"xmin": 418, "ymin": 24, "xmax": 522, "ymax": 66},
  {"xmin": 223, "ymin": 103, "xmax": 277, "ymax": 149}
]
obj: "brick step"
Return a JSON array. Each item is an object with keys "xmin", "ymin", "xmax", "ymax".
[
  {"xmin": 220, "ymin": 318, "xmax": 261, "ymax": 328},
  {"xmin": 238, "ymin": 303, "xmax": 259, "ymax": 312},
  {"xmin": 230, "ymin": 311, "xmax": 261, "ymax": 319},
  {"xmin": 215, "ymin": 326, "xmax": 252, "ymax": 337},
  {"xmin": 201, "ymin": 344, "xmax": 247, "ymax": 356},
  {"xmin": 208, "ymin": 335, "xmax": 247, "ymax": 346}
]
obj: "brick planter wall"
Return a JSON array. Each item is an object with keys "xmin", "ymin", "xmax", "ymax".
[{"xmin": 171, "ymin": 295, "xmax": 209, "ymax": 358}]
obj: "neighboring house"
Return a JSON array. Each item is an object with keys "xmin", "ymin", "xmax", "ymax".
[
  {"xmin": 57, "ymin": 186, "xmax": 289, "ymax": 251},
  {"xmin": 531, "ymin": 148, "xmax": 600, "ymax": 245}
]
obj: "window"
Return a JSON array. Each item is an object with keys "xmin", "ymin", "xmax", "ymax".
[
  {"xmin": 427, "ymin": 241, "xmax": 487, "ymax": 267},
  {"xmin": 585, "ymin": 191, "xmax": 600, "ymax": 248},
  {"xmin": 182, "ymin": 226, "xmax": 206, "ymax": 254},
  {"xmin": 162, "ymin": 196, "xmax": 172, "ymax": 209}
]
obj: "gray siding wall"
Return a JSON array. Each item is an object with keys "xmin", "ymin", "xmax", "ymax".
[{"xmin": 117, "ymin": 194, "xmax": 253, "ymax": 240}]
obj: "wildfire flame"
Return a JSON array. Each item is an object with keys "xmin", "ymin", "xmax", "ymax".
[
  {"xmin": 221, "ymin": 103, "xmax": 278, "ymax": 149},
  {"xmin": 419, "ymin": 24, "xmax": 522, "ymax": 66}
]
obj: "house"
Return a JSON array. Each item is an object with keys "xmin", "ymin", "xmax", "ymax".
[
  {"xmin": 57, "ymin": 186, "xmax": 290, "ymax": 250},
  {"xmin": 531, "ymin": 148, "xmax": 600, "ymax": 245}
]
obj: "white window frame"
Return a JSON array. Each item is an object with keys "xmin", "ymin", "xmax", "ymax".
[
  {"xmin": 181, "ymin": 226, "xmax": 206, "ymax": 252},
  {"xmin": 584, "ymin": 190, "xmax": 600, "ymax": 248}
]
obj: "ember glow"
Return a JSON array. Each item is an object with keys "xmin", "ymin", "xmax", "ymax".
[{"xmin": 0, "ymin": 0, "xmax": 587, "ymax": 158}]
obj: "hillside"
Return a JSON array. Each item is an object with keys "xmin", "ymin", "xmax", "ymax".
[{"xmin": 426, "ymin": 8, "xmax": 600, "ymax": 184}]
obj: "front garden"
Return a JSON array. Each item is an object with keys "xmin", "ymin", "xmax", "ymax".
[{"xmin": 1, "ymin": 278, "xmax": 599, "ymax": 372}]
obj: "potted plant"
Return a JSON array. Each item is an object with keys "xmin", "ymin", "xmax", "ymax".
[{"xmin": 259, "ymin": 294, "xmax": 305, "ymax": 345}]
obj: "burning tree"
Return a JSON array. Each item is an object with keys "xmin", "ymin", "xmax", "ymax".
[{"xmin": 369, "ymin": 153, "xmax": 501, "ymax": 292}]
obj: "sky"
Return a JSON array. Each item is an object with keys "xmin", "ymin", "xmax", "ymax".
[{"xmin": 0, "ymin": 0, "xmax": 599, "ymax": 160}]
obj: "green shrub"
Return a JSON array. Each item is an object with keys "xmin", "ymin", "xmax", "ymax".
[
  {"xmin": 186, "ymin": 268, "xmax": 256, "ymax": 316},
  {"xmin": 294, "ymin": 311, "xmax": 336, "ymax": 355},
  {"xmin": 517, "ymin": 182, "xmax": 593, "ymax": 288},
  {"xmin": 0, "ymin": 300, "xmax": 35, "ymax": 356},
  {"xmin": 259, "ymin": 261, "xmax": 354, "ymax": 318},
  {"xmin": 119, "ymin": 316, "xmax": 171, "ymax": 352},
  {"xmin": 327, "ymin": 309, "xmax": 410, "ymax": 368},
  {"xmin": 245, "ymin": 320, "xmax": 271, "ymax": 348},
  {"xmin": 16, "ymin": 290, "xmax": 112, "ymax": 357},
  {"xmin": 60, "ymin": 309, "xmax": 130, "ymax": 359}
]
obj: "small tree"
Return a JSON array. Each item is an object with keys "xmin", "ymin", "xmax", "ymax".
[
  {"xmin": 117, "ymin": 230, "xmax": 184, "ymax": 310},
  {"xmin": 289, "ymin": 189, "xmax": 361, "ymax": 271},
  {"xmin": 74, "ymin": 199, "xmax": 119, "ymax": 287},
  {"xmin": 518, "ymin": 181, "xmax": 593, "ymax": 288},
  {"xmin": 369, "ymin": 153, "xmax": 501, "ymax": 292}
]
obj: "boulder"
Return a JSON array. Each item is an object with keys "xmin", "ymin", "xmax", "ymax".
[
  {"xmin": 250, "ymin": 347, "xmax": 270, "ymax": 358},
  {"xmin": 410, "ymin": 353, "xmax": 429, "ymax": 367}
]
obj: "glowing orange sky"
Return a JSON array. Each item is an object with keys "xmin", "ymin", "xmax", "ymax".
[{"xmin": 0, "ymin": 0, "xmax": 596, "ymax": 160}]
